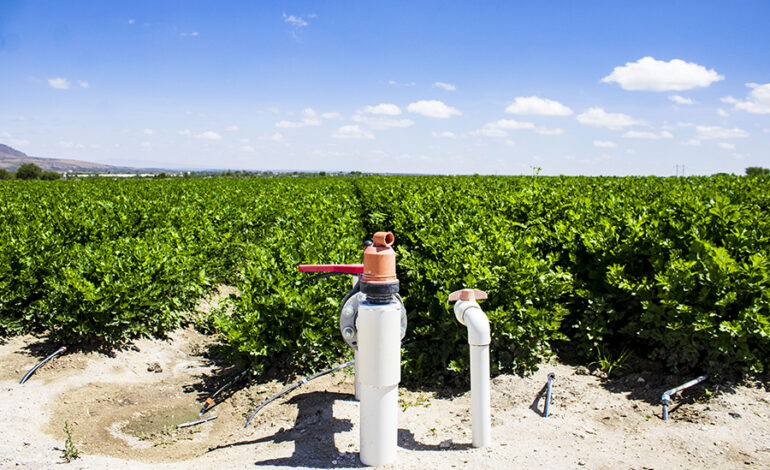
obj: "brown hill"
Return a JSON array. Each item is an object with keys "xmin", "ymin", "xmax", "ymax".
[{"xmin": 0, "ymin": 143, "xmax": 135, "ymax": 173}]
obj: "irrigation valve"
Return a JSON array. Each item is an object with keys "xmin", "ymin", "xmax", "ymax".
[
  {"xmin": 449, "ymin": 288, "xmax": 492, "ymax": 448},
  {"xmin": 298, "ymin": 232, "xmax": 406, "ymax": 466}
]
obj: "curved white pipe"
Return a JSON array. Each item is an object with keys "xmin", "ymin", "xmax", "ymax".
[{"xmin": 453, "ymin": 300, "xmax": 491, "ymax": 448}]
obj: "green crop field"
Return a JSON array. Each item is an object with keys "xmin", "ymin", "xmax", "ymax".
[{"xmin": 1, "ymin": 175, "xmax": 768, "ymax": 381}]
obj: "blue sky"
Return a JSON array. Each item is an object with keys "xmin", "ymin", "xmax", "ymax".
[{"xmin": 1, "ymin": 1, "xmax": 769, "ymax": 175}]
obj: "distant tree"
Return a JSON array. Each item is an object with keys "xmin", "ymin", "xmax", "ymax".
[
  {"xmin": 0, "ymin": 169, "xmax": 13, "ymax": 180},
  {"xmin": 155, "ymin": 172, "xmax": 168, "ymax": 179},
  {"xmin": 41, "ymin": 170, "xmax": 62, "ymax": 180},
  {"xmin": 745, "ymin": 166, "xmax": 770, "ymax": 176},
  {"xmin": 15, "ymin": 163, "xmax": 43, "ymax": 180}
]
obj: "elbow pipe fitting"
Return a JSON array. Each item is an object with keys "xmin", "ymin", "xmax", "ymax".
[{"xmin": 453, "ymin": 301, "xmax": 491, "ymax": 346}]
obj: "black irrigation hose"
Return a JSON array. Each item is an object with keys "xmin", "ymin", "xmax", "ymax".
[
  {"xmin": 178, "ymin": 415, "xmax": 218, "ymax": 428},
  {"xmin": 244, "ymin": 359, "xmax": 355, "ymax": 428},
  {"xmin": 200, "ymin": 369, "xmax": 252, "ymax": 416},
  {"xmin": 19, "ymin": 346, "xmax": 67, "ymax": 385}
]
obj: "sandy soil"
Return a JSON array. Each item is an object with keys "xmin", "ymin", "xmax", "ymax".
[{"xmin": 1, "ymin": 327, "xmax": 768, "ymax": 470}]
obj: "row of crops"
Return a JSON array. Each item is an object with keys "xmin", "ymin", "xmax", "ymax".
[{"xmin": 1, "ymin": 175, "xmax": 768, "ymax": 380}]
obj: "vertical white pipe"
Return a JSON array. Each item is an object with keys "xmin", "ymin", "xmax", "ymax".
[
  {"xmin": 354, "ymin": 349, "xmax": 361, "ymax": 401},
  {"xmin": 352, "ymin": 276, "xmax": 361, "ymax": 401},
  {"xmin": 454, "ymin": 302, "xmax": 492, "ymax": 448},
  {"xmin": 356, "ymin": 301, "xmax": 401, "ymax": 466},
  {"xmin": 470, "ymin": 344, "xmax": 491, "ymax": 447}
]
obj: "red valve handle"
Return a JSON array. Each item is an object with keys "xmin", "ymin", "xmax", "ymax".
[
  {"xmin": 298, "ymin": 264, "xmax": 364, "ymax": 274},
  {"xmin": 448, "ymin": 288, "xmax": 488, "ymax": 302}
]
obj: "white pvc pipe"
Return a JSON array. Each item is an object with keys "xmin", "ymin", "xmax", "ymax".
[
  {"xmin": 352, "ymin": 277, "xmax": 361, "ymax": 401},
  {"xmin": 453, "ymin": 301, "xmax": 491, "ymax": 448},
  {"xmin": 356, "ymin": 300, "xmax": 401, "ymax": 466}
]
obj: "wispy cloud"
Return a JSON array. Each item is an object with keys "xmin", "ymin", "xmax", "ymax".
[
  {"xmin": 717, "ymin": 142, "xmax": 736, "ymax": 150},
  {"xmin": 576, "ymin": 107, "xmax": 646, "ymax": 130},
  {"xmin": 180, "ymin": 31, "xmax": 199, "ymax": 37},
  {"xmin": 142, "ymin": 128, "xmax": 155, "ymax": 135},
  {"xmin": 695, "ymin": 125, "xmax": 749, "ymax": 140},
  {"xmin": 505, "ymin": 96, "xmax": 573, "ymax": 116},
  {"xmin": 225, "ymin": 125, "xmax": 240, "ymax": 131},
  {"xmin": 407, "ymin": 100, "xmax": 461, "ymax": 118},
  {"xmin": 432, "ymin": 131, "xmax": 457, "ymax": 138},
  {"xmin": 48, "ymin": 77, "xmax": 71, "ymax": 89},
  {"xmin": 602, "ymin": 57, "xmax": 724, "ymax": 91},
  {"xmin": 195, "ymin": 131, "xmax": 222, "ymax": 140},
  {"xmin": 275, "ymin": 108, "xmax": 323, "ymax": 128},
  {"xmin": 352, "ymin": 114, "xmax": 413, "ymax": 130},
  {"xmin": 363, "ymin": 103, "xmax": 402, "ymax": 115},
  {"xmin": 78, "ymin": 80, "xmax": 90, "ymax": 89},
  {"xmin": 668, "ymin": 95, "xmax": 695, "ymax": 105},
  {"xmin": 332, "ymin": 125, "xmax": 374, "ymax": 139},
  {"xmin": 433, "ymin": 82, "xmax": 456, "ymax": 91},
  {"xmin": 594, "ymin": 140, "xmax": 617, "ymax": 148},
  {"xmin": 722, "ymin": 83, "xmax": 770, "ymax": 114},
  {"xmin": 387, "ymin": 80, "xmax": 416, "ymax": 87},
  {"xmin": 283, "ymin": 13, "xmax": 309, "ymax": 28},
  {"xmin": 622, "ymin": 130, "xmax": 673, "ymax": 139}
]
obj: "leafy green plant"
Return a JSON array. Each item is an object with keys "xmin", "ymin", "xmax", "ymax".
[{"xmin": 62, "ymin": 421, "xmax": 80, "ymax": 462}]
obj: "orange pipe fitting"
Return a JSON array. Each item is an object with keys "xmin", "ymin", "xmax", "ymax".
[{"xmin": 362, "ymin": 232, "xmax": 397, "ymax": 284}]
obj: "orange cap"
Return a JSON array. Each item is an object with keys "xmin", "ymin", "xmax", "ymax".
[
  {"xmin": 448, "ymin": 289, "xmax": 488, "ymax": 302},
  {"xmin": 362, "ymin": 232, "xmax": 397, "ymax": 284}
]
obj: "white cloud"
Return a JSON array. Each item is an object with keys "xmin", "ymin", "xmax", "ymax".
[
  {"xmin": 387, "ymin": 80, "xmax": 416, "ymax": 87},
  {"xmin": 128, "ymin": 19, "xmax": 135, "ymax": 25},
  {"xmin": 593, "ymin": 140, "xmax": 617, "ymax": 148},
  {"xmin": 681, "ymin": 139, "xmax": 701, "ymax": 146},
  {"xmin": 225, "ymin": 125, "xmax": 240, "ymax": 131},
  {"xmin": 178, "ymin": 129, "xmax": 192, "ymax": 136},
  {"xmin": 140, "ymin": 141, "xmax": 152, "ymax": 148},
  {"xmin": 535, "ymin": 127, "xmax": 564, "ymax": 135},
  {"xmin": 240, "ymin": 145, "xmax": 255, "ymax": 152},
  {"xmin": 1, "ymin": 132, "xmax": 30, "ymax": 147},
  {"xmin": 352, "ymin": 115, "xmax": 413, "ymax": 130},
  {"xmin": 181, "ymin": 31, "xmax": 199, "ymax": 37},
  {"xmin": 320, "ymin": 112, "xmax": 342, "ymax": 119},
  {"xmin": 48, "ymin": 77, "xmax": 71, "ymax": 89},
  {"xmin": 57, "ymin": 141, "xmax": 83, "ymax": 148},
  {"xmin": 717, "ymin": 108, "xmax": 729, "ymax": 117},
  {"xmin": 602, "ymin": 57, "xmax": 724, "ymax": 91},
  {"xmin": 432, "ymin": 131, "xmax": 456, "ymax": 139},
  {"xmin": 261, "ymin": 132, "xmax": 284, "ymax": 142},
  {"xmin": 406, "ymin": 100, "xmax": 461, "ymax": 118},
  {"xmin": 474, "ymin": 119, "xmax": 535, "ymax": 137},
  {"xmin": 717, "ymin": 142, "xmax": 736, "ymax": 150},
  {"xmin": 576, "ymin": 107, "xmax": 646, "ymax": 130},
  {"xmin": 695, "ymin": 125, "xmax": 749, "ymax": 140},
  {"xmin": 196, "ymin": 131, "xmax": 222, "ymax": 140},
  {"xmin": 78, "ymin": 80, "xmax": 90, "ymax": 89},
  {"xmin": 142, "ymin": 128, "xmax": 155, "ymax": 135},
  {"xmin": 332, "ymin": 125, "xmax": 374, "ymax": 139},
  {"xmin": 721, "ymin": 83, "xmax": 770, "ymax": 114},
  {"xmin": 283, "ymin": 13, "xmax": 309, "ymax": 28},
  {"xmin": 622, "ymin": 130, "xmax": 673, "ymax": 139},
  {"xmin": 363, "ymin": 103, "xmax": 402, "ymax": 115},
  {"xmin": 668, "ymin": 95, "xmax": 695, "ymax": 105},
  {"xmin": 433, "ymin": 82, "xmax": 456, "ymax": 91},
  {"xmin": 505, "ymin": 96, "xmax": 573, "ymax": 116},
  {"xmin": 275, "ymin": 108, "xmax": 323, "ymax": 128},
  {"xmin": 764, "ymin": 128, "xmax": 770, "ymax": 133}
]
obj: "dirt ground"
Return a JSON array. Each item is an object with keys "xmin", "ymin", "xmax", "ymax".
[{"xmin": 1, "ymin": 327, "xmax": 769, "ymax": 470}]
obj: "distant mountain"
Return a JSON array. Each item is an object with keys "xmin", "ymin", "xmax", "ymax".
[{"xmin": 0, "ymin": 143, "xmax": 136, "ymax": 173}]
